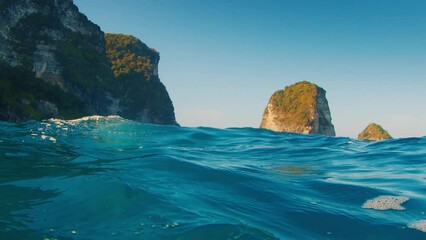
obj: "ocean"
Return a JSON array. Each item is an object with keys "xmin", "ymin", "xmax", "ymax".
[{"xmin": 1, "ymin": 116, "xmax": 425, "ymax": 240}]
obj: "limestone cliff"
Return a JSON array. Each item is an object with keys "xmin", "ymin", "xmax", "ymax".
[
  {"xmin": 358, "ymin": 123, "xmax": 392, "ymax": 141},
  {"xmin": 260, "ymin": 81, "xmax": 336, "ymax": 136},
  {"xmin": 0, "ymin": 0, "xmax": 177, "ymax": 125},
  {"xmin": 104, "ymin": 33, "xmax": 177, "ymax": 125}
]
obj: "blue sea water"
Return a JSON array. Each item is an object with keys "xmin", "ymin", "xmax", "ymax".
[{"xmin": 0, "ymin": 116, "xmax": 425, "ymax": 240}]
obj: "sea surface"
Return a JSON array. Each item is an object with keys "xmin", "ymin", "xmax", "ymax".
[{"xmin": 1, "ymin": 116, "xmax": 425, "ymax": 240}]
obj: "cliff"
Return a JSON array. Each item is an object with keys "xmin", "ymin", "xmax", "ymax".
[
  {"xmin": 0, "ymin": 0, "xmax": 177, "ymax": 125},
  {"xmin": 105, "ymin": 33, "xmax": 177, "ymax": 125},
  {"xmin": 358, "ymin": 123, "xmax": 392, "ymax": 141},
  {"xmin": 260, "ymin": 81, "xmax": 336, "ymax": 136}
]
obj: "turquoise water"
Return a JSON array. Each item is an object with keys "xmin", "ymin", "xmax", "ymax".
[{"xmin": 1, "ymin": 116, "xmax": 425, "ymax": 240}]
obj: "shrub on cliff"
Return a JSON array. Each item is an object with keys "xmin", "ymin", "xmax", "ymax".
[{"xmin": 105, "ymin": 33, "xmax": 159, "ymax": 80}]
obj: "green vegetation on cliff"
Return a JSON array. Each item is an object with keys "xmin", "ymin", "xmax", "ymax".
[
  {"xmin": 104, "ymin": 33, "xmax": 177, "ymax": 124},
  {"xmin": 269, "ymin": 81, "xmax": 318, "ymax": 126},
  {"xmin": 105, "ymin": 33, "xmax": 158, "ymax": 80},
  {"xmin": 358, "ymin": 123, "xmax": 392, "ymax": 141},
  {"xmin": 56, "ymin": 30, "xmax": 115, "ymax": 94},
  {"xmin": 0, "ymin": 64, "xmax": 84, "ymax": 120}
]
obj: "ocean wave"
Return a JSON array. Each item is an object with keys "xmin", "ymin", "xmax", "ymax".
[
  {"xmin": 0, "ymin": 117, "xmax": 425, "ymax": 239},
  {"xmin": 50, "ymin": 114, "xmax": 124, "ymax": 123}
]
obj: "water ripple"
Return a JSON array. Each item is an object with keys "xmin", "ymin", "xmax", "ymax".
[{"xmin": 0, "ymin": 116, "xmax": 425, "ymax": 239}]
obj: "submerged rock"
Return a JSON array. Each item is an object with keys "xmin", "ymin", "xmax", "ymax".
[
  {"xmin": 260, "ymin": 81, "xmax": 335, "ymax": 136},
  {"xmin": 362, "ymin": 195, "xmax": 408, "ymax": 211},
  {"xmin": 409, "ymin": 220, "xmax": 426, "ymax": 233},
  {"xmin": 358, "ymin": 123, "xmax": 392, "ymax": 141}
]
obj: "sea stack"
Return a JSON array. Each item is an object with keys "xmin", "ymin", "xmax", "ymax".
[
  {"xmin": 260, "ymin": 81, "xmax": 336, "ymax": 136},
  {"xmin": 358, "ymin": 123, "xmax": 392, "ymax": 141}
]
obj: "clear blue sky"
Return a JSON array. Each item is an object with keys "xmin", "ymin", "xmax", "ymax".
[{"xmin": 74, "ymin": 0, "xmax": 426, "ymax": 138}]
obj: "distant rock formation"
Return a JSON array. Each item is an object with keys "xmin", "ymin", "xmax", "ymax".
[
  {"xmin": 260, "ymin": 81, "xmax": 336, "ymax": 136},
  {"xmin": 0, "ymin": 0, "xmax": 177, "ymax": 125},
  {"xmin": 358, "ymin": 123, "xmax": 392, "ymax": 140}
]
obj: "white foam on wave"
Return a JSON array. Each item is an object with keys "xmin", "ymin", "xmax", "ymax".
[
  {"xmin": 49, "ymin": 115, "xmax": 123, "ymax": 125},
  {"xmin": 409, "ymin": 220, "xmax": 426, "ymax": 232},
  {"xmin": 68, "ymin": 115, "xmax": 122, "ymax": 123},
  {"xmin": 362, "ymin": 195, "xmax": 409, "ymax": 210},
  {"xmin": 40, "ymin": 134, "xmax": 56, "ymax": 143}
]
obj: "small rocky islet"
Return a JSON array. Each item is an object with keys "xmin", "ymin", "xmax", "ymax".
[
  {"xmin": 357, "ymin": 123, "xmax": 392, "ymax": 141},
  {"xmin": 260, "ymin": 81, "xmax": 393, "ymax": 140},
  {"xmin": 260, "ymin": 81, "xmax": 336, "ymax": 136}
]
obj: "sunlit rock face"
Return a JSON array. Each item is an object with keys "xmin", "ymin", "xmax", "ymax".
[{"xmin": 260, "ymin": 81, "xmax": 335, "ymax": 136}]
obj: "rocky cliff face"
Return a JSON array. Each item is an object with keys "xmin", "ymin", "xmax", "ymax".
[
  {"xmin": 358, "ymin": 123, "xmax": 392, "ymax": 141},
  {"xmin": 260, "ymin": 81, "xmax": 335, "ymax": 136},
  {"xmin": 0, "ymin": 0, "xmax": 177, "ymax": 125},
  {"xmin": 104, "ymin": 33, "xmax": 177, "ymax": 125},
  {"xmin": 0, "ymin": 0, "xmax": 107, "ymax": 86}
]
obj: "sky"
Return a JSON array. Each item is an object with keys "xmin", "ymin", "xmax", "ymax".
[{"xmin": 73, "ymin": 0, "xmax": 426, "ymax": 138}]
